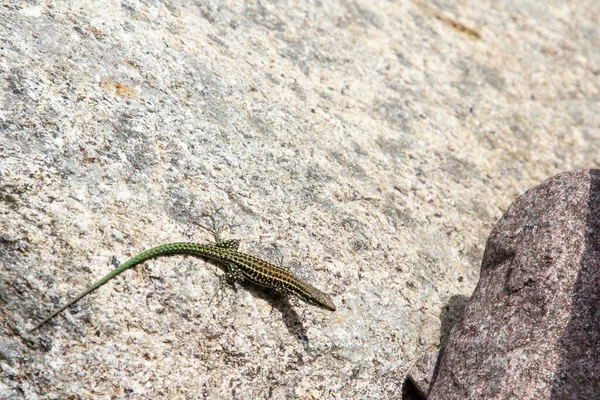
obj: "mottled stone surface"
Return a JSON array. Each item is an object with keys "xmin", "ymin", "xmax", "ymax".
[
  {"xmin": 404, "ymin": 294, "xmax": 468, "ymax": 399},
  {"xmin": 429, "ymin": 170, "xmax": 600, "ymax": 399},
  {"xmin": 405, "ymin": 349, "xmax": 439, "ymax": 399},
  {"xmin": 0, "ymin": 0, "xmax": 599, "ymax": 398}
]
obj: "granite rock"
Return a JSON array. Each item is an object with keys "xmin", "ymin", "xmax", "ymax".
[
  {"xmin": 0, "ymin": 0, "xmax": 598, "ymax": 398},
  {"xmin": 429, "ymin": 170, "xmax": 600, "ymax": 399}
]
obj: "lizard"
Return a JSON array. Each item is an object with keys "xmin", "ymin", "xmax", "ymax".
[{"xmin": 30, "ymin": 226, "xmax": 336, "ymax": 332}]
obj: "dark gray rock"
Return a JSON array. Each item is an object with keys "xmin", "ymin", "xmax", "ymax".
[{"xmin": 429, "ymin": 170, "xmax": 600, "ymax": 399}]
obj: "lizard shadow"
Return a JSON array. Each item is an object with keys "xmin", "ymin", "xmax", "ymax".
[
  {"xmin": 248, "ymin": 287, "xmax": 310, "ymax": 349},
  {"xmin": 204, "ymin": 259, "xmax": 310, "ymax": 348}
]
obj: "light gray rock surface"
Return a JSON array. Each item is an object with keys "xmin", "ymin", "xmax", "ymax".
[
  {"xmin": 0, "ymin": 1, "xmax": 598, "ymax": 398},
  {"xmin": 428, "ymin": 170, "xmax": 600, "ymax": 399}
]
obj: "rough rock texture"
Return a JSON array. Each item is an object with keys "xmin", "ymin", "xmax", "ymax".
[
  {"xmin": 1, "ymin": 0, "xmax": 599, "ymax": 399},
  {"xmin": 429, "ymin": 170, "xmax": 600, "ymax": 399},
  {"xmin": 404, "ymin": 294, "xmax": 468, "ymax": 399},
  {"xmin": 404, "ymin": 349, "xmax": 439, "ymax": 399}
]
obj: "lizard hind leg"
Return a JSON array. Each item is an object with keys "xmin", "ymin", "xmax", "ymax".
[
  {"xmin": 209, "ymin": 262, "xmax": 244, "ymax": 306},
  {"xmin": 223, "ymin": 262, "xmax": 245, "ymax": 286},
  {"xmin": 194, "ymin": 221, "xmax": 239, "ymax": 249},
  {"xmin": 215, "ymin": 238, "xmax": 240, "ymax": 251}
]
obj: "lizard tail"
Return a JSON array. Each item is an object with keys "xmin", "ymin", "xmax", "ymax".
[{"xmin": 29, "ymin": 244, "xmax": 186, "ymax": 332}]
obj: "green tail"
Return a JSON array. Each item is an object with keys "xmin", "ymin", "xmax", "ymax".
[{"xmin": 30, "ymin": 244, "xmax": 184, "ymax": 332}]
